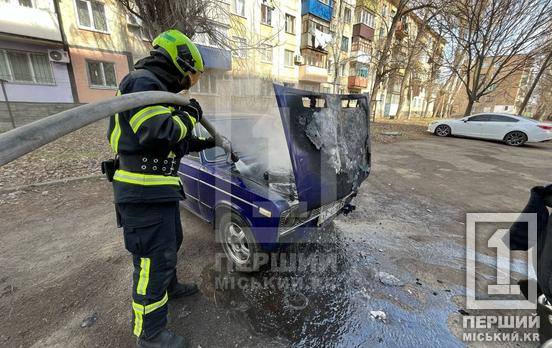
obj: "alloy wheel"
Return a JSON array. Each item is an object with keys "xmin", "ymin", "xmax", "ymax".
[
  {"xmin": 504, "ymin": 131, "xmax": 527, "ymax": 146},
  {"xmin": 223, "ymin": 222, "xmax": 251, "ymax": 266},
  {"xmin": 435, "ymin": 125, "xmax": 451, "ymax": 137}
]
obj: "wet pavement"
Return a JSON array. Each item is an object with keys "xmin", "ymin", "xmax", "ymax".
[
  {"xmin": 2, "ymin": 135, "xmax": 550, "ymax": 347},
  {"xmin": 188, "ymin": 136, "xmax": 551, "ymax": 347}
]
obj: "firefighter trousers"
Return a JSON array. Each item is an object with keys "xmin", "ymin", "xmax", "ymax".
[{"xmin": 116, "ymin": 201, "xmax": 183, "ymax": 339}]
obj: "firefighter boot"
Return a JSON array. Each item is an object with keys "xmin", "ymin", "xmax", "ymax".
[
  {"xmin": 137, "ymin": 329, "xmax": 188, "ymax": 348},
  {"xmin": 168, "ymin": 276, "xmax": 199, "ymax": 300}
]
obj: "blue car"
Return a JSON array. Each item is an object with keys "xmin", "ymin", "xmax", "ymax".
[{"xmin": 178, "ymin": 85, "xmax": 371, "ymax": 271}]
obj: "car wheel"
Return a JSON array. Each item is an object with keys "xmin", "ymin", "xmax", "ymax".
[
  {"xmin": 216, "ymin": 211, "xmax": 262, "ymax": 273},
  {"xmin": 434, "ymin": 124, "xmax": 451, "ymax": 137},
  {"xmin": 503, "ymin": 131, "xmax": 527, "ymax": 146}
]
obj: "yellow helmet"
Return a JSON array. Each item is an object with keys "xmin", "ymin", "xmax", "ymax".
[{"xmin": 152, "ymin": 29, "xmax": 204, "ymax": 87}]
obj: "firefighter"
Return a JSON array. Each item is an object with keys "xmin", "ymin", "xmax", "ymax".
[{"xmin": 105, "ymin": 29, "xmax": 215, "ymax": 348}]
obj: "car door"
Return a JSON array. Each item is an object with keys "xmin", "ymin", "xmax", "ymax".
[
  {"xmin": 451, "ymin": 117, "xmax": 471, "ymax": 136},
  {"xmin": 196, "ymin": 124, "xmax": 233, "ymax": 221},
  {"xmin": 463, "ymin": 115, "xmax": 491, "ymax": 137},
  {"xmin": 486, "ymin": 115, "xmax": 519, "ymax": 140},
  {"xmin": 179, "ymin": 151, "xmax": 202, "ymax": 216},
  {"xmin": 178, "ymin": 128, "xmax": 202, "ymax": 217}
]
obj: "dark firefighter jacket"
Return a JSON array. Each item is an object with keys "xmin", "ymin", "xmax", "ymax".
[
  {"xmin": 107, "ymin": 52, "xmax": 211, "ymax": 203},
  {"xmin": 509, "ymin": 185, "xmax": 552, "ymax": 299}
]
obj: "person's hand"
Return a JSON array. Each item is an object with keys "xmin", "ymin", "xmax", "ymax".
[
  {"xmin": 180, "ymin": 98, "xmax": 202, "ymax": 123},
  {"xmin": 203, "ymin": 137, "xmax": 216, "ymax": 149}
]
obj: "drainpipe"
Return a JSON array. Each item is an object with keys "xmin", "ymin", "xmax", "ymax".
[{"xmin": 53, "ymin": 0, "xmax": 79, "ymax": 104}]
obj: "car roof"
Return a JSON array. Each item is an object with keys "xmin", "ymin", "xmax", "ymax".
[{"xmin": 469, "ymin": 113, "xmax": 533, "ymax": 121}]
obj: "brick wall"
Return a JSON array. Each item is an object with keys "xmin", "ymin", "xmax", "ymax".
[{"xmin": 0, "ymin": 101, "xmax": 81, "ymax": 132}]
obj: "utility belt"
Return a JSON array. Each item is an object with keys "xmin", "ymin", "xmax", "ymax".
[{"xmin": 101, "ymin": 155, "xmax": 179, "ymax": 182}]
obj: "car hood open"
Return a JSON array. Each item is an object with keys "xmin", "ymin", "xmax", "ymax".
[{"xmin": 273, "ymin": 85, "xmax": 371, "ymax": 210}]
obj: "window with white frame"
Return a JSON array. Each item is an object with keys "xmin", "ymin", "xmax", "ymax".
[
  {"xmin": 356, "ymin": 8, "xmax": 375, "ymax": 28},
  {"xmin": 341, "ymin": 36, "xmax": 349, "ymax": 51},
  {"xmin": 260, "ymin": 44, "xmax": 272, "ymax": 63},
  {"xmin": 232, "ymin": 36, "xmax": 247, "ymax": 58},
  {"xmin": 0, "ymin": 49, "xmax": 54, "ymax": 84},
  {"xmin": 261, "ymin": 4, "xmax": 273, "ymax": 25},
  {"xmin": 284, "ymin": 49, "xmax": 294, "ymax": 67},
  {"xmin": 343, "ymin": 7, "xmax": 352, "ymax": 23},
  {"xmin": 285, "ymin": 14, "xmax": 295, "ymax": 34},
  {"xmin": 233, "ymin": 0, "xmax": 245, "ymax": 16},
  {"xmin": 87, "ymin": 60, "xmax": 116, "ymax": 88},
  {"xmin": 76, "ymin": 0, "xmax": 108, "ymax": 32},
  {"xmin": 190, "ymin": 71, "xmax": 218, "ymax": 94}
]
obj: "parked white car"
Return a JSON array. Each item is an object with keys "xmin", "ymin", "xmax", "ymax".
[{"xmin": 428, "ymin": 113, "xmax": 552, "ymax": 146}]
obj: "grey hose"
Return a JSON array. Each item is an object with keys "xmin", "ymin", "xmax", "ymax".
[{"xmin": 0, "ymin": 91, "xmax": 235, "ymax": 166}]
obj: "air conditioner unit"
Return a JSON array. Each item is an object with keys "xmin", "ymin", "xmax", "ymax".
[
  {"xmin": 127, "ymin": 14, "xmax": 143, "ymax": 27},
  {"xmin": 294, "ymin": 55, "xmax": 304, "ymax": 65},
  {"xmin": 48, "ymin": 49, "xmax": 70, "ymax": 63}
]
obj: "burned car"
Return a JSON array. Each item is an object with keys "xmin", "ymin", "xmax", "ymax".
[{"xmin": 178, "ymin": 85, "xmax": 371, "ymax": 270}]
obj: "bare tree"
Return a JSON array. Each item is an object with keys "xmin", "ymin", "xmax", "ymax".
[
  {"xmin": 117, "ymin": 0, "xmax": 281, "ymax": 62},
  {"xmin": 439, "ymin": 0, "xmax": 552, "ymax": 116},
  {"xmin": 369, "ymin": 0, "xmax": 437, "ymax": 120},
  {"xmin": 517, "ymin": 46, "xmax": 552, "ymax": 115},
  {"xmin": 394, "ymin": 10, "xmax": 437, "ymax": 119}
]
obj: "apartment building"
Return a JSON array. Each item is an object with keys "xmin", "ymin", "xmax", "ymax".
[
  {"xmin": 298, "ymin": 0, "xmax": 333, "ymax": 92},
  {"xmin": 450, "ymin": 56, "xmax": 532, "ymax": 117},
  {"xmin": 0, "ymin": 0, "xmax": 73, "ymax": 104}
]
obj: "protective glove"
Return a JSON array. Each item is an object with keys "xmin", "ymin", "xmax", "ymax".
[
  {"xmin": 180, "ymin": 98, "xmax": 203, "ymax": 123},
  {"xmin": 203, "ymin": 137, "xmax": 216, "ymax": 149}
]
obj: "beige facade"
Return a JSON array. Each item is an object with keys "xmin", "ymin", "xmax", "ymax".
[
  {"xmin": 450, "ymin": 56, "xmax": 530, "ymax": 117},
  {"xmin": 57, "ymin": 0, "xmax": 150, "ymax": 103}
]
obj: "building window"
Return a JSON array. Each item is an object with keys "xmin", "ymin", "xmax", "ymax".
[
  {"xmin": 0, "ymin": 50, "xmax": 54, "ymax": 84},
  {"xmin": 76, "ymin": 0, "xmax": 108, "ymax": 32},
  {"xmin": 87, "ymin": 60, "xmax": 116, "ymax": 88},
  {"xmin": 18, "ymin": 0, "xmax": 33, "ymax": 7},
  {"xmin": 232, "ymin": 36, "xmax": 247, "ymax": 58},
  {"xmin": 284, "ymin": 49, "xmax": 294, "ymax": 67},
  {"xmin": 356, "ymin": 8, "xmax": 375, "ymax": 28},
  {"xmin": 379, "ymin": 27, "xmax": 386, "ymax": 39},
  {"xmin": 261, "ymin": 4, "xmax": 273, "ymax": 26},
  {"xmin": 344, "ymin": 7, "xmax": 352, "ymax": 23},
  {"xmin": 189, "ymin": 71, "xmax": 218, "ymax": 95},
  {"xmin": 285, "ymin": 14, "xmax": 295, "ymax": 34},
  {"xmin": 260, "ymin": 44, "xmax": 273, "ymax": 63},
  {"xmin": 341, "ymin": 36, "xmax": 349, "ymax": 51},
  {"xmin": 233, "ymin": 0, "xmax": 245, "ymax": 17}
]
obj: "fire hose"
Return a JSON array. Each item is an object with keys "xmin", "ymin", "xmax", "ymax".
[{"xmin": 0, "ymin": 91, "xmax": 239, "ymax": 167}]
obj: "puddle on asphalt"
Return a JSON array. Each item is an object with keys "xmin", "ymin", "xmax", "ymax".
[{"xmin": 201, "ymin": 223, "xmax": 465, "ymax": 347}]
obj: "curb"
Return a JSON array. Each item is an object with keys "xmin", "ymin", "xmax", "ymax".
[{"xmin": 0, "ymin": 174, "xmax": 105, "ymax": 194}]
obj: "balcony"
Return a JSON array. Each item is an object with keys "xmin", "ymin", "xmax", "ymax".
[
  {"xmin": 299, "ymin": 65, "xmax": 328, "ymax": 83},
  {"xmin": 352, "ymin": 23, "xmax": 375, "ymax": 42},
  {"xmin": 395, "ymin": 21, "xmax": 409, "ymax": 40},
  {"xmin": 0, "ymin": 2, "xmax": 62, "ymax": 42},
  {"xmin": 348, "ymin": 76, "xmax": 368, "ymax": 89},
  {"xmin": 301, "ymin": 0, "xmax": 332, "ymax": 22}
]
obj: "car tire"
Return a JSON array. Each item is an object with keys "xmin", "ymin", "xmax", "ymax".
[
  {"xmin": 216, "ymin": 211, "xmax": 263, "ymax": 273},
  {"xmin": 503, "ymin": 131, "xmax": 528, "ymax": 146},
  {"xmin": 434, "ymin": 124, "xmax": 451, "ymax": 137}
]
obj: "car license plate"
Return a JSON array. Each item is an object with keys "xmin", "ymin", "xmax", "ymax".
[{"xmin": 317, "ymin": 200, "xmax": 345, "ymax": 226}]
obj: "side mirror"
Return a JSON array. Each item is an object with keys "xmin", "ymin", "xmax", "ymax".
[{"xmin": 463, "ymin": 119, "xmax": 468, "ymax": 123}]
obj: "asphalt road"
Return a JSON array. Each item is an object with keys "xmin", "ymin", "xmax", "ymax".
[{"xmin": 0, "ymin": 134, "xmax": 550, "ymax": 347}]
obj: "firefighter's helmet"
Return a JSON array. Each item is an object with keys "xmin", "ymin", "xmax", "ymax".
[{"xmin": 152, "ymin": 29, "xmax": 204, "ymax": 88}]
